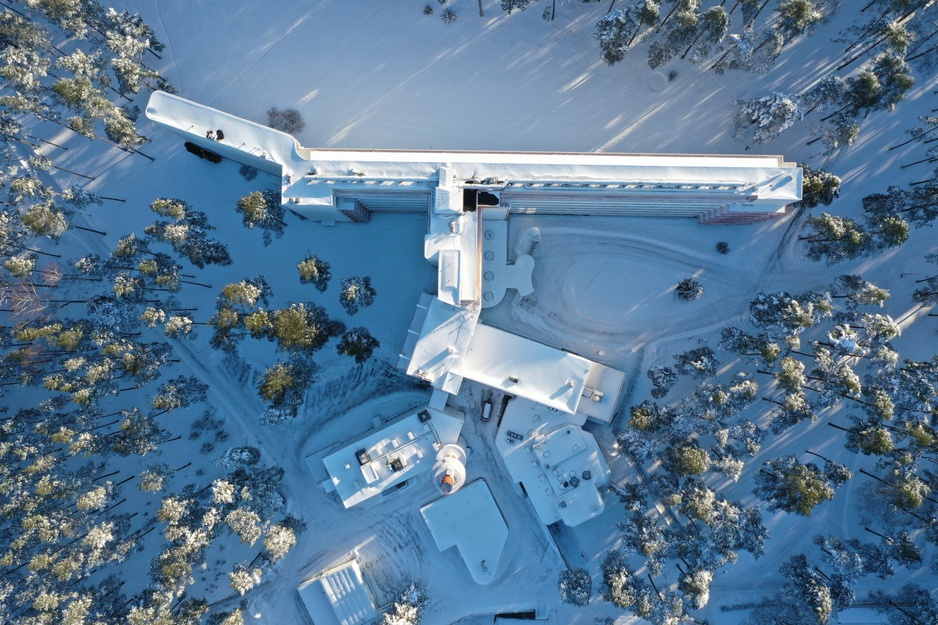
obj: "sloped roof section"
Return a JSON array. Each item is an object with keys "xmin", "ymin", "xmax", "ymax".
[{"xmin": 297, "ymin": 559, "xmax": 376, "ymax": 625}]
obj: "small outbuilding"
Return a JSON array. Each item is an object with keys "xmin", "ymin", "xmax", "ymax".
[{"xmin": 297, "ymin": 558, "xmax": 377, "ymax": 625}]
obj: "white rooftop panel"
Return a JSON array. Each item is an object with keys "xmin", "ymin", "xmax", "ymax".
[
  {"xmin": 438, "ymin": 249, "xmax": 460, "ymax": 306},
  {"xmin": 459, "ymin": 212, "xmax": 479, "ymax": 304},
  {"xmin": 460, "ymin": 324, "xmax": 591, "ymax": 414}
]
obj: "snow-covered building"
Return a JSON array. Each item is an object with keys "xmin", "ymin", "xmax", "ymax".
[
  {"xmin": 145, "ymin": 91, "xmax": 802, "ymax": 225},
  {"xmin": 297, "ymin": 557, "xmax": 377, "ymax": 625},
  {"xmin": 495, "ymin": 399, "xmax": 611, "ymax": 527},
  {"xmin": 321, "ymin": 403, "xmax": 464, "ymax": 508},
  {"xmin": 399, "ymin": 205, "xmax": 625, "ymax": 425},
  {"xmin": 420, "ymin": 479, "xmax": 508, "ymax": 585},
  {"xmin": 145, "ymin": 90, "xmax": 794, "ymax": 526}
]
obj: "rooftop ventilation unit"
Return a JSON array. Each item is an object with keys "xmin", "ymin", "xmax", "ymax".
[{"xmin": 355, "ymin": 449, "xmax": 371, "ymax": 466}]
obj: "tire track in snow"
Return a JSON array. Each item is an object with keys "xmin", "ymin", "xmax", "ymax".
[
  {"xmin": 154, "ymin": 1, "xmax": 178, "ymax": 86},
  {"xmin": 510, "ymin": 227, "xmax": 760, "ymax": 342},
  {"xmin": 209, "ymin": 0, "xmax": 333, "ymax": 106}
]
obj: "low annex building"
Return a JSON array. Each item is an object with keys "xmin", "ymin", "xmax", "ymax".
[
  {"xmin": 321, "ymin": 401, "xmax": 464, "ymax": 508},
  {"xmin": 496, "ymin": 398, "xmax": 611, "ymax": 526},
  {"xmin": 297, "ymin": 557, "xmax": 377, "ymax": 625}
]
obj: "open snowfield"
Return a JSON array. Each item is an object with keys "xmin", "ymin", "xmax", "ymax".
[{"xmin": 10, "ymin": 0, "xmax": 938, "ymax": 624}]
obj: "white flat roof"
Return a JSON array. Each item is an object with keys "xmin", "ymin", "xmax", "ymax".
[
  {"xmin": 145, "ymin": 91, "xmax": 294, "ymax": 174},
  {"xmin": 425, "ymin": 209, "xmax": 479, "ymax": 306},
  {"xmin": 460, "ymin": 324, "xmax": 591, "ymax": 415},
  {"xmin": 420, "ymin": 479, "xmax": 509, "ymax": 585},
  {"xmin": 405, "ymin": 297, "xmax": 479, "ymax": 395},
  {"xmin": 297, "ymin": 559, "xmax": 376, "ymax": 625},
  {"xmin": 146, "ymin": 92, "xmax": 802, "ymax": 213},
  {"xmin": 323, "ymin": 407, "xmax": 464, "ymax": 508},
  {"xmin": 495, "ymin": 399, "xmax": 609, "ymax": 527}
]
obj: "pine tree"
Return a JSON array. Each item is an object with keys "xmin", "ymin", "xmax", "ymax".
[
  {"xmin": 339, "ymin": 276, "xmax": 376, "ymax": 315},
  {"xmin": 840, "ymin": 55, "xmax": 914, "ymax": 120},
  {"xmin": 665, "ymin": 441, "xmax": 711, "ymax": 477},
  {"xmin": 110, "ymin": 408, "xmax": 165, "ymax": 456},
  {"xmin": 229, "ymin": 563, "xmax": 262, "ymax": 596},
  {"xmin": 647, "ymin": 0, "xmax": 701, "ymax": 69},
  {"xmin": 679, "ymin": 568, "xmax": 713, "ymax": 609},
  {"xmin": 674, "ymin": 277, "xmax": 703, "ymax": 300},
  {"xmin": 830, "ymin": 274, "xmax": 889, "ymax": 310},
  {"xmin": 673, "ymin": 346, "xmax": 719, "ymax": 378},
  {"xmin": 720, "ymin": 327, "xmax": 782, "ymax": 366},
  {"xmin": 734, "ymin": 93, "xmax": 802, "ymax": 144},
  {"xmin": 601, "ymin": 550, "xmax": 649, "ymax": 610},
  {"xmin": 864, "ymin": 183, "xmax": 938, "ymax": 230},
  {"xmin": 151, "ymin": 375, "xmax": 208, "ymax": 412},
  {"xmin": 818, "ymin": 112, "xmax": 860, "ymax": 153},
  {"xmin": 380, "ymin": 582, "xmax": 428, "ymax": 625},
  {"xmin": 774, "ymin": 0, "xmax": 823, "ymax": 44},
  {"xmin": 596, "ymin": 2, "xmax": 659, "ymax": 65},
  {"xmin": 263, "ymin": 523, "xmax": 297, "ymax": 561},
  {"xmin": 266, "ymin": 107, "xmax": 305, "ymax": 134},
  {"xmin": 257, "ymin": 356, "xmax": 315, "ymax": 410},
  {"xmin": 337, "ymin": 326, "xmax": 379, "ymax": 364},
  {"xmin": 769, "ymin": 390, "xmax": 816, "ymax": 433},
  {"xmin": 596, "ymin": 8, "xmax": 635, "ymax": 64},
  {"xmin": 626, "ymin": 399, "xmax": 673, "ymax": 432},
  {"xmin": 683, "ymin": 6, "xmax": 729, "ymax": 63},
  {"xmin": 780, "ymin": 554, "xmax": 833, "ymax": 625},
  {"xmin": 235, "ymin": 189, "xmax": 285, "ymax": 244},
  {"xmin": 502, "ymin": 0, "xmax": 540, "ymax": 13},
  {"xmin": 714, "ymin": 28, "xmax": 784, "ymax": 74},
  {"xmin": 799, "ymin": 164, "xmax": 841, "ymax": 209},
  {"xmin": 236, "ymin": 191, "xmax": 267, "ymax": 229},
  {"xmin": 297, "ymin": 253, "xmax": 331, "ymax": 292},
  {"xmin": 802, "ymin": 76, "xmax": 846, "ymax": 114},
  {"xmin": 750, "ymin": 290, "xmax": 832, "ymax": 336},
  {"xmin": 869, "ymin": 583, "xmax": 938, "ymax": 625},
  {"xmin": 913, "ymin": 274, "xmax": 938, "ymax": 305},
  {"xmin": 754, "ymin": 456, "xmax": 838, "ymax": 516},
  {"xmin": 843, "ymin": 419, "xmax": 895, "ymax": 456},
  {"xmin": 558, "ymin": 568, "xmax": 592, "ymax": 606},
  {"xmin": 22, "ymin": 200, "xmax": 69, "ymax": 239},
  {"xmin": 225, "ymin": 507, "xmax": 262, "ymax": 545},
  {"xmin": 646, "ymin": 365, "xmax": 678, "ymax": 398},
  {"xmin": 269, "ymin": 302, "xmax": 344, "ymax": 352}
]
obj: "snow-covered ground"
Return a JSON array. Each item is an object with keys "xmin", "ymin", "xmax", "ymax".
[{"xmin": 26, "ymin": 0, "xmax": 938, "ymax": 623}]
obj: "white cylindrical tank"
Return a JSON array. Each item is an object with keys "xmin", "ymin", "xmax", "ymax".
[{"xmin": 432, "ymin": 443, "xmax": 467, "ymax": 495}]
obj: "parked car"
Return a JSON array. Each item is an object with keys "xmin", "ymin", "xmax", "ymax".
[{"xmin": 480, "ymin": 399, "xmax": 493, "ymax": 423}]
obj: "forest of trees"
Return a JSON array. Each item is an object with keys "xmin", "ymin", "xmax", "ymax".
[
  {"xmin": 0, "ymin": 2, "xmax": 389, "ymax": 622},
  {"xmin": 3, "ymin": 2, "xmax": 938, "ymax": 624},
  {"xmin": 599, "ymin": 263, "xmax": 938, "ymax": 622}
]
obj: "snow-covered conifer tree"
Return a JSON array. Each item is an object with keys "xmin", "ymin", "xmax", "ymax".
[
  {"xmin": 339, "ymin": 276, "xmax": 376, "ymax": 315},
  {"xmin": 558, "ymin": 568, "xmax": 592, "ymax": 606},
  {"xmin": 734, "ymin": 93, "xmax": 802, "ymax": 144}
]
